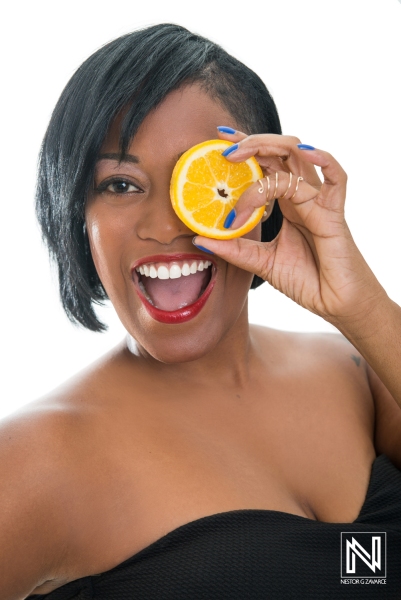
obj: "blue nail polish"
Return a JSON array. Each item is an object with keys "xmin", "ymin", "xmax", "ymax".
[
  {"xmin": 217, "ymin": 126, "xmax": 236, "ymax": 134},
  {"xmin": 297, "ymin": 144, "xmax": 315, "ymax": 150},
  {"xmin": 222, "ymin": 144, "xmax": 238, "ymax": 157},
  {"xmin": 223, "ymin": 209, "xmax": 236, "ymax": 229},
  {"xmin": 192, "ymin": 244, "xmax": 214, "ymax": 255}
]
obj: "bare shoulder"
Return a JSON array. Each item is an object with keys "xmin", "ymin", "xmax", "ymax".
[
  {"xmin": 264, "ymin": 327, "xmax": 401, "ymax": 481},
  {"xmin": 251, "ymin": 324, "xmax": 375, "ymax": 435},
  {"xmin": 252, "ymin": 324, "xmax": 370, "ymax": 381},
  {"xmin": 0, "ymin": 342, "xmax": 130, "ymax": 598},
  {"xmin": 0, "ymin": 400, "xmax": 83, "ymax": 598}
]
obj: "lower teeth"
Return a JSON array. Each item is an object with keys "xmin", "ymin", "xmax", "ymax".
[{"xmin": 139, "ymin": 281, "xmax": 155, "ymax": 306}]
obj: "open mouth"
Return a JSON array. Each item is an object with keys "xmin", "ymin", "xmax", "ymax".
[{"xmin": 131, "ymin": 255, "xmax": 216, "ymax": 323}]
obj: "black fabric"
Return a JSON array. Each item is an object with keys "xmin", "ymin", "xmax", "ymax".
[{"xmin": 29, "ymin": 453, "xmax": 401, "ymax": 599}]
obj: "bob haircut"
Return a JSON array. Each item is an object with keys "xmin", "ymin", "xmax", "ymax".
[{"xmin": 35, "ymin": 23, "xmax": 283, "ymax": 333}]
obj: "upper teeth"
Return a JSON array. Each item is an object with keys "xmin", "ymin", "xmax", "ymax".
[{"xmin": 135, "ymin": 260, "xmax": 212, "ymax": 279}]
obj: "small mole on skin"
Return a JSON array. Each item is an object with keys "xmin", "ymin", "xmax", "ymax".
[
  {"xmin": 236, "ymin": 394, "xmax": 241, "ymax": 399},
  {"xmin": 351, "ymin": 354, "xmax": 361, "ymax": 367}
]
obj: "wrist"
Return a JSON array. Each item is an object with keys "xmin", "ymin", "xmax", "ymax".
[{"xmin": 330, "ymin": 286, "xmax": 392, "ymax": 344}]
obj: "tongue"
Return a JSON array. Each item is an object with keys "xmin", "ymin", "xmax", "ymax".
[{"xmin": 143, "ymin": 270, "xmax": 209, "ymax": 311}]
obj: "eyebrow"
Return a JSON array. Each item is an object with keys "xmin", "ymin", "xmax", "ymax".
[
  {"xmin": 97, "ymin": 150, "xmax": 187, "ymax": 165},
  {"xmin": 97, "ymin": 152, "xmax": 139, "ymax": 164}
]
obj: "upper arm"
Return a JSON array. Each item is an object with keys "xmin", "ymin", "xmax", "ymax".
[
  {"xmin": 366, "ymin": 362, "xmax": 401, "ymax": 470},
  {"xmin": 331, "ymin": 332, "xmax": 401, "ymax": 469},
  {"xmin": 0, "ymin": 410, "xmax": 71, "ymax": 599}
]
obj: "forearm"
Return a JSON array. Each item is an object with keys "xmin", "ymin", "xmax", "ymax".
[{"xmin": 334, "ymin": 293, "xmax": 401, "ymax": 410}]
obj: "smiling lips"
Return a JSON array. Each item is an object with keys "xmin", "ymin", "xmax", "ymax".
[{"xmin": 131, "ymin": 254, "xmax": 216, "ymax": 324}]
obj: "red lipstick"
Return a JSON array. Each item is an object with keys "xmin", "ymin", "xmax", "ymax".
[{"xmin": 131, "ymin": 253, "xmax": 217, "ymax": 324}]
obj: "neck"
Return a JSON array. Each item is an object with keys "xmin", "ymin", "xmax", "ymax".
[{"xmin": 126, "ymin": 301, "xmax": 259, "ymax": 390}]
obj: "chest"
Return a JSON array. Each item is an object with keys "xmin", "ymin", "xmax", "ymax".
[
  {"xmin": 67, "ymin": 375, "xmax": 374, "ymax": 565},
  {"xmin": 30, "ymin": 368, "xmax": 376, "ymax": 595}
]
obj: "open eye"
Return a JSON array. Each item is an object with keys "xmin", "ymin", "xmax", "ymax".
[
  {"xmin": 95, "ymin": 178, "xmax": 144, "ymax": 194},
  {"xmin": 106, "ymin": 179, "xmax": 142, "ymax": 194}
]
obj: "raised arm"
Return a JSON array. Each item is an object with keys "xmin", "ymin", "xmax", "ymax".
[{"xmin": 193, "ymin": 128, "xmax": 401, "ymax": 467}]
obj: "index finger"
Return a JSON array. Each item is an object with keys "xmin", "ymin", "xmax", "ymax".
[{"xmin": 222, "ymin": 133, "xmax": 322, "ymax": 189}]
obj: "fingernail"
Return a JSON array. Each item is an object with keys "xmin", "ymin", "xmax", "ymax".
[
  {"xmin": 192, "ymin": 238, "xmax": 214, "ymax": 254},
  {"xmin": 223, "ymin": 208, "xmax": 236, "ymax": 229},
  {"xmin": 222, "ymin": 143, "xmax": 238, "ymax": 157},
  {"xmin": 217, "ymin": 126, "xmax": 236, "ymax": 134},
  {"xmin": 297, "ymin": 144, "xmax": 315, "ymax": 150}
]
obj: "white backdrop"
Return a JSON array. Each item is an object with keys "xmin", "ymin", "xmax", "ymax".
[{"xmin": 1, "ymin": 0, "xmax": 400, "ymax": 418}]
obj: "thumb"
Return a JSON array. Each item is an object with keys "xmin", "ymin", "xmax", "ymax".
[{"xmin": 192, "ymin": 235, "xmax": 275, "ymax": 281}]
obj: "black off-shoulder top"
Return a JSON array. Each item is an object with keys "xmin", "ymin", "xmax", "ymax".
[{"xmin": 28, "ymin": 453, "xmax": 401, "ymax": 599}]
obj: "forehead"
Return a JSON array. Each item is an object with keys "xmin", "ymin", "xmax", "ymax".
[{"xmin": 100, "ymin": 84, "xmax": 238, "ymax": 155}]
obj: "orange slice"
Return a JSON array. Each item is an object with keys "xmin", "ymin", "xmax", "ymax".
[{"xmin": 170, "ymin": 140, "xmax": 264, "ymax": 239}]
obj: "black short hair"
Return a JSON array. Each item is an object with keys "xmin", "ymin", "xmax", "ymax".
[{"xmin": 35, "ymin": 23, "xmax": 282, "ymax": 333}]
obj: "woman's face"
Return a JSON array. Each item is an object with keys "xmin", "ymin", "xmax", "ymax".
[{"xmin": 85, "ymin": 84, "xmax": 261, "ymax": 363}]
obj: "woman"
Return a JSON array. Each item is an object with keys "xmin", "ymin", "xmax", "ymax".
[{"xmin": 1, "ymin": 23, "xmax": 400, "ymax": 599}]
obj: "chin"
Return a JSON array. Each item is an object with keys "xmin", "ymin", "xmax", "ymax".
[
  {"xmin": 141, "ymin": 335, "xmax": 222, "ymax": 364},
  {"xmin": 123, "ymin": 293, "xmax": 250, "ymax": 366},
  {"xmin": 111, "ymin": 249, "xmax": 255, "ymax": 363},
  {"xmin": 125, "ymin": 294, "xmax": 234, "ymax": 363}
]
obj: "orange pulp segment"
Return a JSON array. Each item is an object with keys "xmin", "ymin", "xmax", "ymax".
[{"xmin": 170, "ymin": 140, "xmax": 264, "ymax": 239}]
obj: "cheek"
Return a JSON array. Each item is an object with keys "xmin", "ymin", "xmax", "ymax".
[
  {"xmin": 244, "ymin": 220, "xmax": 262, "ymax": 243},
  {"xmin": 85, "ymin": 208, "xmax": 128, "ymax": 291},
  {"xmin": 232, "ymin": 221, "xmax": 261, "ymax": 289},
  {"xmin": 225, "ymin": 224, "xmax": 260, "ymax": 297}
]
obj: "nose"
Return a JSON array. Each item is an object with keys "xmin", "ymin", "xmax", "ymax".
[{"xmin": 136, "ymin": 185, "xmax": 194, "ymax": 245}]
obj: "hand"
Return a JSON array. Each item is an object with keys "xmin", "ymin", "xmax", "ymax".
[{"xmin": 194, "ymin": 129, "xmax": 387, "ymax": 326}]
